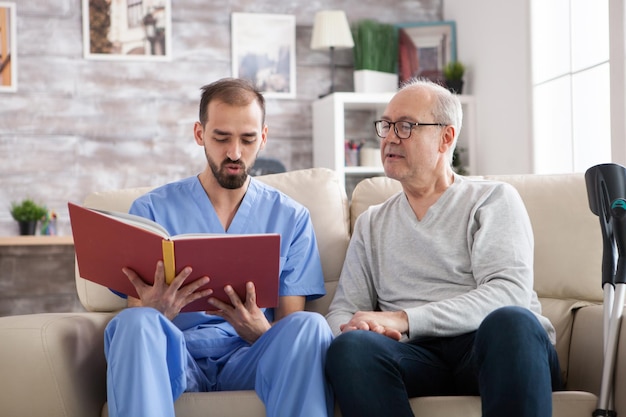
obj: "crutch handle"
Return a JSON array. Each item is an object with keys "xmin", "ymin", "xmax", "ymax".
[
  {"xmin": 612, "ymin": 198, "xmax": 626, "ymax": 285},
  {"xmin": 585, "ymin": 164, "xmax": 626, "ymax": 287}
]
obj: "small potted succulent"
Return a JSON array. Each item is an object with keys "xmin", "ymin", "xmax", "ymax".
[
  {"xmin": 10, "ymin": 199, "xmax": 48, "ymax": 235},
  {"xmin": 443, "ymin": 60, "xmax": 466, "ymax": 94}
]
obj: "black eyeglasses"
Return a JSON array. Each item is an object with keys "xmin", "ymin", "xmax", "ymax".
[{"xmin": 373, "ymin": 120, "xmax": 445, "ymax": 140}]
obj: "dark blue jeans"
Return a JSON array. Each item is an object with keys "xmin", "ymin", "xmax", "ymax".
[{"xmin": 325, "ymin": 306, "xmax": 562, "ymax": 417}]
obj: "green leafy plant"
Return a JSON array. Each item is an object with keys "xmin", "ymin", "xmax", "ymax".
[
  {"xmin": 89, "ymin": 0, "xmax": 113, "ymax": 53},
  {"xmin": 352, "ymin": 19, "xmax": 398, "ymax": 74},
  {"xmin": 10, "ymin": 199, "xmax": 48, "ymax": 223},
  {"xmin": 452, "ymin": 147, "xmax": 468, "ymax": 175},
  {"xmin": 443, "ymin": 61, "xmax": 465, "ymax": 81}
]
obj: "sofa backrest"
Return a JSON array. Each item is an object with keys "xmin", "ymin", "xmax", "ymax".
[
  {"xmin": 349, "ymin": 172, "xmax": 604, "ymax": 383},
  {"xmin": 75, "ymin": 168, "xmax": 605, "ymax": 383},
  {"xmin": 75, "ymin": 168, "xmax": 351, "ymax": 314}
]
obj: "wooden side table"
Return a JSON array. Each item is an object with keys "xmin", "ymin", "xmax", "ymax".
[{"xmin": 0, "ymin": 235, "xmax": 83, "ymax": 316}]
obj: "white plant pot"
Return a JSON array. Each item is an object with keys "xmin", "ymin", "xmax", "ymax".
[
  {"xmin": 354, "ymin": 70, "xmax": 398, "ymax": 93},
  {"xmin": 359, "ymin": 147, "xmax": 383, "ymax": 168}
]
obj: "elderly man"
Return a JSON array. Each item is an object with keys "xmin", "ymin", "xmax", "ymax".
[{"xmin": 325, "ymin": 78, "xmax": 561, "ymax": 417}]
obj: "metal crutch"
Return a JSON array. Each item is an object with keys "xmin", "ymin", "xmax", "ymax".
[{"xmin": 585, "ymin": 163, "xmax": 626, "ymax": 417}]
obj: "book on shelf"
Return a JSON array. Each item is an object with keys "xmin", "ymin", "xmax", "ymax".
[{"xmin": 68, "ymin": 202, "xmax": 280, "ymax": 312}]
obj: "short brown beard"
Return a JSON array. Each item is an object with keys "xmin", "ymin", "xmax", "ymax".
[{"xmin": 207, "ymin": 157, "xmax": 249, "ymax": 189}]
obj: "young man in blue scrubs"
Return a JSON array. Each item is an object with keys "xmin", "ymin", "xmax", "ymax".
[{"xmin": 104, "ymin": 78, "xmax": 333, "ymax": 417}]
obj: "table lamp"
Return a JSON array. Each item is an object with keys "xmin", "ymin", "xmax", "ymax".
[{"xmin": 310, "ymin": 10, "xmax": 354, "ymax": 97}]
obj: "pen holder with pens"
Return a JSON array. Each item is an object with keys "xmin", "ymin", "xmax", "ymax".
[{"xmin": 345, "ymin": 140, "xmax": 382, "ymax": 168}]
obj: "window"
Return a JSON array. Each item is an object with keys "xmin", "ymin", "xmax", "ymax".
[
  {"xmin": 531, "ymin": 0, "xmax": 610, "ymax": 173},
  {"xmin": 127, "ymin": 0, "xmax": 143, "ymax": 28}
]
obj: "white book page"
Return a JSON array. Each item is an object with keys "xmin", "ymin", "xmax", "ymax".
[
  {"xmin": 88, "ymin": 207, "xmax": 280, "ymax": 242},
  {"xmin": 94, "ymin": 208, "xmax": 171, "ymax": 238},
  {"xmin": 171, "ymin": 233, "xmax": 279, "ymax": 240},
  {"xmin": 171, "ymin": 233, "xmax": 221, "ymax": 240}
]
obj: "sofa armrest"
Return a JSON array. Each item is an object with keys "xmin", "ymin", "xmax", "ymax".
[
  {"xmin": 568, "ymin": 303, "xmax": 626, "ymax": 415},
  {"xmin": 567, "ymin": 304, "xmax": 603, "ymax": 394},
  {"xmin": 0, "ymin": 312, "xmax": 114, "ymax": 417}
]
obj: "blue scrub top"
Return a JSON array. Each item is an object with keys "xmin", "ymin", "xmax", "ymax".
[{"xmin": 128, "ymin": 175, "xmax": 326, "ymax": 331}]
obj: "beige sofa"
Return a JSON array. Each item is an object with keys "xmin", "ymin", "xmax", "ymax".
[{"xmin": 0, "ymin": 167, "xmax": 622, "ymax": 417}]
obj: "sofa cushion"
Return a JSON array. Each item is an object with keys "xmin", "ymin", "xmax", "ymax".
[
  {"xmin": 405, "ymin": 391, "xmax": 596, "ymax": 417},
  {"xmin": 485, "ymin": 174, "xmax": 603, "ymax": 302},
  {"xmin": 100, "ymin": 390, "xmax": 597, "ymax": 417},
  {"xmin": 254, "ymin": 167, "xmax": 350, "ymax": 314},
  {"xmin": 350, "ymin": 173, "xmax": 603, "ymax": 303}
]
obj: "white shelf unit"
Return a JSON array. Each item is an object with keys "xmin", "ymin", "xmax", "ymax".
[{"xmin": 312, "ymin": 92, "xmax": 477, "ymax": 191}]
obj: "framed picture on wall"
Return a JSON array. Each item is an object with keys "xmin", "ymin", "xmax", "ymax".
[
  {"xmin": 0, "ymin": 2, "xmax": 17, "ymax": 93},
  {"xmin": 396, "ymin": 21, "xmax": 457, "ymax": 84},
  {"xmin": 231, "ymin": 13, "xmax": 296, "ymax": 99},
  {"xmin": 82, "ymin": 0, "xmax": 172, "ymax": 61}
]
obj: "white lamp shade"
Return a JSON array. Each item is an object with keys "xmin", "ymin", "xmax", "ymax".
[{"xmin": 310, "ymin": 10, "xmax": 354, "ymax": 50}]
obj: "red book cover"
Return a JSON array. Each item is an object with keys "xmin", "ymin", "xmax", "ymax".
[{"xmin": 68, "ymin": 202, "xmax": 280, "ymax": 311}]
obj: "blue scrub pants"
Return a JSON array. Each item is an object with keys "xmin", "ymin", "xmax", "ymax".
[
  {"xmin": 325, "ymin": 306, "xmax": 562, "ymax": 417},
  {"xmin": 105, "ymin": 307, "xmax": 334, "ymax": 417}
]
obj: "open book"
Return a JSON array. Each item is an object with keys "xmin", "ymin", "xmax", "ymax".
[{"xmin": 68, "ymin": 202, "xmax": 280, "ymax": 312}]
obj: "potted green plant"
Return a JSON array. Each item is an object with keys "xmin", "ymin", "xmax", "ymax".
[
  {"xmin": 10, "ymin": 199, "xmax": 48, "ymax": 235},
  {"xmin": 352, "ymin": 19, "xmax": 398, "ymax": 93},
  {"xmin": 452, "ymin": 147, "xmax": 468, "ymax": 175},
  {"xmin": 443, "ymin": 61, "xmax": 466, "ymax": 94}
]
